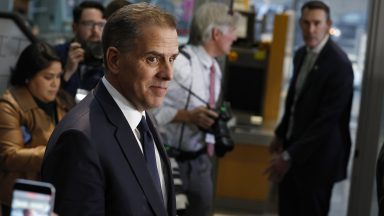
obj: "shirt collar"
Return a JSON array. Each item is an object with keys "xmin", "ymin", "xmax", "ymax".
[
  {"xmin": 307, "ymin": 34, "xmax": 329, "ymax": 54},
  {"xmin": 194, "ymin": 45, "xmax": 216, "ymax": 69},
  {"xmin": 102, "ymin": 77, "xmax": 144, "ymax": 130}
]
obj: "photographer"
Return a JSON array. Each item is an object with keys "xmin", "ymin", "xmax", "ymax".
[
  {"xmin": 152, "ymin": 2, "xmax": 238, "ymax": 215},
  {"xmin": 0, "ymin": 42, "xmax": 74, "ymax": 216},
  {"xmin": 54, "ymin": 1, "xmax": 105, "ymax": 99}
]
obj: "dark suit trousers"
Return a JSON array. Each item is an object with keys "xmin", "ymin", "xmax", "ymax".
[
  {"xmin": 1, "ymin": 204, "xmax": 10, "ymax": 216},
  {"xmin": 278, "ymin": 171, "xmax": 334, "ymax": 216}
]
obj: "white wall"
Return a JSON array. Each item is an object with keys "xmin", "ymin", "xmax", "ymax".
[{"xmin": 348, "ymin": 0, "xmax": 384, "ymax": 215}]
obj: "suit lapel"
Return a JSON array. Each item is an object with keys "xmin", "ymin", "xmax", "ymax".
[
  {"xmin": 295, "ymin": 39, "xmax": 332, "ymax": 102},
  {"xmin": 115, "ymin": 127, "xmax": 167, "ymax": 215},
  {"xmin": 286, "ymin": 48, "xmax": 306, "ymax": 105},
  {"xmin": 146, "ymin": 114, "xmax": 175, "ymax": 213},
  {"xmin": 93, "ymin": 83, "xmax": 167, "ymax": 216}
]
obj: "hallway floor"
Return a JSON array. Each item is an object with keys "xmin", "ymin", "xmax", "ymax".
[{"xmin": 213, "ymin": 177, "xmax": 350, "ymax": 216}]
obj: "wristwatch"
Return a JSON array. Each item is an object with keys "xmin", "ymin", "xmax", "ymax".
[{"xmin": 281, "ymin": 151, "xmax": 291, "ymax": 161}]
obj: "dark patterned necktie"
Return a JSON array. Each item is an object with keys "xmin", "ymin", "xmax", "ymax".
[{"xmin": 137, "ymin": 116, "xmax": 163, "ymax": 199}]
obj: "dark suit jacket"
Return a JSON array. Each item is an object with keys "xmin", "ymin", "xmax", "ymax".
[
  {"xmin": 41, "ymin": 82, "xmax": 176, "ymax": 216},
  {"xmin": 275, "ymin": 38, "xmax": 354, "ymax": 184}
]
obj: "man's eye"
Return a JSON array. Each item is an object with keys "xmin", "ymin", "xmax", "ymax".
[
  {"xmin": 169, "ymin": 57, "xmax": 176, "ymax": 64},
  {"xmin": 146, "ymin": 56, "xmax": 159, "ymax": 65}
]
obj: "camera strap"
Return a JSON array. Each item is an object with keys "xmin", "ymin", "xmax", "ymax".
[
  {"xmin": 177, "ymin": 83, "xmax": 192, "ymax": 150},
  {"xmin": 177, "ymin": 45, "xmax": 193, "ymax": 150}
]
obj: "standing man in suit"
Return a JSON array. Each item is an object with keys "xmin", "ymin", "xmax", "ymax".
[
  {"xmin": 42, "ymin": 3, "xmax": 179, "ymax": 215},
  {"xmin": 265, "ymin": 1, "xmax": 354, "ymax": 216}
]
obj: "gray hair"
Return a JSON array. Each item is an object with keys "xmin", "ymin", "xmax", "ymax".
[{"xmin": 188, "ymin": 2, "xmax": 239, "ymax": 45}]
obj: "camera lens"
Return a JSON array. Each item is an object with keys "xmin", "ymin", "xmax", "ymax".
[
  {"xmin": 80, "ymin": 41, "xmax": 103, "ymax": 67},
  {"xmin": 212, "ymin": 119, "xmax": 234, "ymax": 157},
  {"xmin": 86, "ymin": 41, "xmax": 103, "ymax": 60}
]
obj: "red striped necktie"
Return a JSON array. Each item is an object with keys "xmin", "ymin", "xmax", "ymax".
[{"xmin": 207, "ymin": 64, "xmax": 216, "ymax": 156}]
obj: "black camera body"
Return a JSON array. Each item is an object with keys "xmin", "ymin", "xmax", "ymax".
[
  {"xmin": 74, "ymin": 39, "xmax": 105, "ymax": 98},
  {"xmin": 79, "ymin": 40, "xmax": 103, "ymax": 67},
  {"xmin": 209, "ymin": 101, "xmax": 235, "ymax": 157}
]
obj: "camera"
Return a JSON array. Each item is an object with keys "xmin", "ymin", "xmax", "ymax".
[
  {"xmin": 79, "ymin": 40, "xmax": 103, "ymax": 67},
  {"xmin": 73, "ymin": 39, "xmax": 105, "ymax": 102},
  {"xmin": 209, "ymin": 101, "xmax": 235, "ymax": 157}
]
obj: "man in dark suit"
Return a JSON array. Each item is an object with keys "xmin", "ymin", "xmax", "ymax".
[
  {"xmin": 265, "ymin": 1, "xmax": 354, "ymax": 216},
  {"xmin": 41, "ymin": 3, "xmax": 179, "ymax": 215}
]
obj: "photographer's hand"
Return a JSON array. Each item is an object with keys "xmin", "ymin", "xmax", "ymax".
[
  {"xmin": 171, "ymin": 106, "xmax": 218, "ymax": 129},
  {"xmin": 63, "ymin": 42, "xmax": 85, "ymax": 81},
  {"xmin": 189, "ymin": 106, "xmax": 218, "ymax": 130}
]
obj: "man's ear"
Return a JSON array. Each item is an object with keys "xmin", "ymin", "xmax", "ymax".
[
  {"xmin": 211, "ymin": 27, "xmax": 221, "ymax": 41},
  {"xmin": 105, "ymin": 47, "xmax": 120, "ymax": 74}
]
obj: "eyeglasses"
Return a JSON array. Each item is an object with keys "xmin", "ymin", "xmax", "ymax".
[{"xmin": 79, "ymin": 21, "xmax": 106, "ymax": 29}]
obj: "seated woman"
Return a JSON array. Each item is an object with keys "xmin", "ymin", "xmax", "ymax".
[{"xmin": 0, "ymin": 42, "xmax": 75, "ymax": 215}]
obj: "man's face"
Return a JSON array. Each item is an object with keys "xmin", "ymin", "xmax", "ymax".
[
  {"xmin": 73, "ymin": 8, "xmax": 105, "ymax": 42},
  {"xmin": 113, "ymin": 26, "xmax": 179, "ymax": 111},
  {"xmin": 299, "ymin": 8, "xmax": 331, "ymax": 48},
  {"xmin": 215, "ymin": 26, "xmax": 238, "ymax": 56}
]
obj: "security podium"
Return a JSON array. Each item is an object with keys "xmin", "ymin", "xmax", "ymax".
[{"xmin": 214, "ymin": 13, "xmax": 294, "ymax": 214}]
